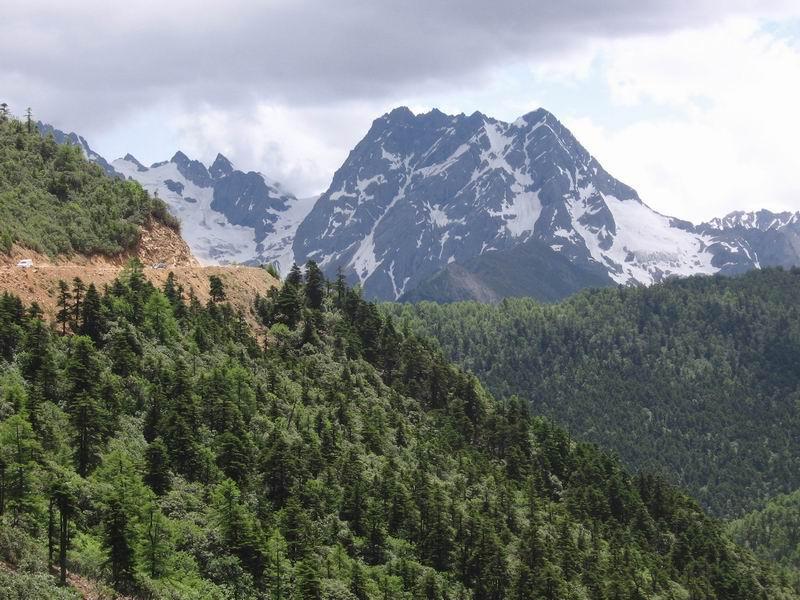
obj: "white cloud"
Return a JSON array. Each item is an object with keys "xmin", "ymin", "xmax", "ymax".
[
  {"xmin": 6, "ymin": 3, "xmax": 798, "ymax": 219},
  {"xmin": 170, "ymin": 102, "xmax": 383, "ymax": 196},
  {"xmin": 563, "ymin": 18, "xmax": 800, "ymax": 222}
]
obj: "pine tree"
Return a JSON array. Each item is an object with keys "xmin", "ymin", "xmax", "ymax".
[
  {"xmin": 53, "ymin": 478, "xmax": 76, "ymax": 587},
  {"xmin": 285, "ymin": 263, "xmax": 303, "ymax": 287},
  {"xmin": 164, "ymin": 272, "xmax": 180, "ymax": 303},
  {"xmin": 209, "ymin": 275, "xmax": 226, "ymax": 304},
  {"xmin": 144, "ymin": 506, "xmax": 171, "ymax": 579},
  {"xmin": 350, "ymin": 562, "xmax": 370, "ymax": 600},
  {"xmin": 105, "ymin": 496, "xmax": 134, "ymax": 590},
  {"xmin": 304, "ymin": 260, "xmax": 325, "ymax": 310},
  {"xmin": 72, "ymin": 277, "xmax": 86, "ymax": 327},
  {"xmin": 65, "ymin": 336, "xmax": 105, "ymax": 475},
  {"xmin": 274, "ymin": 279, "xmax": 302, "ymax": 328},
  {"xmin": 55, "ymin": 280, "xmax": 71, "ymax": 335},
  {"xmin": 281, "ymin": 497, "xmax": 312, "ymax": 561},
  {"xmin": 296, "ymin": 556, "xmax": 322, "ymax": 600},
  {"xmin": 80, "ymin": 283, "xmax": 104, "ymax": 343},
  {"xmin": 0, "ymin": 414, "xmax": 41, "ymax": 521},
  {"xmin": 213, "ymin": 479, "xmax": 265, "ymax": 578},
  {"xmin": 144, "ymin": 437, "xmax": 171, "ymax": 496},
  {"xmin": 164, "ymin": 362, "xmax": 201, "ymax": 478},
  {"xmin": 216, "ymin": 430, "xmax": 251, "ymax": 485}
]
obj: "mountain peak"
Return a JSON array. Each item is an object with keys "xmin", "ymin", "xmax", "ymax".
[
  {"xmin": 386, "ymin": 106, "xmax": 414, "ymax": 119},
  {"xmin": 170, "ymin": 151, "xmax": 212, "ymax": 187},
  {"xmin": 210, "ymin": 153, "xmax": 234, "ymax": 179},
  {"xmin": 515, "ymin": 107, "xmax": 555, "ymax": 127},
  {"xmin": 122, "ymin": 153, "xmax": 148, "ymax": 172},
  {"xmin": 170, "ymin": 150, "xmax": 191, "ymax": 164}
]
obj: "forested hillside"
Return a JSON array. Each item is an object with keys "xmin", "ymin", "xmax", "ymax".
[
  {"xmin": 0, "ymin": 263, "xmax": 795, "ymax": 598},
  {"xmin": 386, "ymin": 269, "xmax": 800, "ymax": 518},
  {"xmin": 729, "ymin": 488, "xmax": 800, "ymax": 587},
  {"xmin": 0, "ymin": 111, "xmax": 177, "ymax": 256}
]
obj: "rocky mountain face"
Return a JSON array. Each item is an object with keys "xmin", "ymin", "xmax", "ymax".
[
  {"xmin": 699, "ymin": 210, "xmax": 800, "ymax": 272},
  {"xmin": 293, "ymin": 107, "xmax": 800, "ymax": 301},
  {"xmin": 292, "ymin": 108, "xmax": 721, "ymax": 300},
  {"xmin": 40, "ymin": 114, "xmax": 800, "ymax": 301},
  {"xmin": 112, "ymin": 152, "xmax": 317, "ymax": 270}
]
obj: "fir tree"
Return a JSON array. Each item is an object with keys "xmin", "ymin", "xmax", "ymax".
[
  {"xmin": 209, "ymin": 275, "xmax": 226, "ymax": 304},
  {"xmin": 304, "ymin": 260, "xmax": 325, "ymax": 310},
  {"xmin": 55, "ymin": 280, "xmax": 71, "ymax": 335},
  {"xmin": 144, "ymin": 437, "xmax": 171, "ymax": 496},
  {"xmin": 80, "ymin": 283, "xmax": 104, "ymax": 343}
]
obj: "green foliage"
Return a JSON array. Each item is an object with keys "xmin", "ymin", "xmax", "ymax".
[
  {"xmin": 0, "ymin": 266, "xmax": 795, "ymax": 598},
  {"xmin": 386, "ymin": 268, "xmax": 800, "ymax": 518},
  {"xmin": 0, "ymin": 114, "xmax": 178, "ymax": 256},
  {"xmin": 729, "ymin": 488, "xmax": 800, "ymax": 587},
  {"xmin": 264, "ymin": 262, "xmax": 281, "ymax": 280}
]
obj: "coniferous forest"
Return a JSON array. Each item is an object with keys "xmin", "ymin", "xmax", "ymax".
[
  {"xmin": 385, "ymin": 269, "xmax": 800, "ymax": 519},
  {"xmin": 728, "ymin": 488, "xmax": 800, "ymax": 589},
  {"xmin": 0, "ymin": 262, "xmax": 796, "ymax": 599}
]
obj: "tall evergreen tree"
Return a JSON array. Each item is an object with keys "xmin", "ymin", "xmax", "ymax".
[
  {"xmin": 72, "ymin": 277, "xmax": 85, "ymax": 326},
  {"xmin": 55, "ymin": 280, "xmax": 71, "ymax": 335},
  {"xmin": 104, "ymin": 496, "xmax": 134, "ymax": 590},
  {"xmin": 304, "ymin": 260, "xmax": 325, "ymax": 310},
  {"xmin": 80, "ymin": 283, "xmax": 104, "ymax": 343},
  {"xmin": 209, "ymin": 275, "xmax": 226, "ymax": 304}
]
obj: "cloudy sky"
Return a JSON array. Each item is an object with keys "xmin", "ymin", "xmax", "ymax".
[{"xmin": 2, "ymin": 0, "xmax": 799, "ymax": 222}]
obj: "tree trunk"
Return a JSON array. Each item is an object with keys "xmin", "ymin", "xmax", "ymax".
[
  {"xmin": 48, "ymin": 496, "xmax": 55, "ymax": 568},
  {"xmin": 59, "ymin": 508, "xmax": 68, "ymax": 586}
]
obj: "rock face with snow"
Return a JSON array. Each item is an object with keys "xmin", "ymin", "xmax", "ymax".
[
  {"xmin": 293, "ymin": 107, "xmax": 729, "ymax": 300},
  {"xmin": 113, "ymin": 152, "xmax": 317, "ymax": 270},
  {"xmin": 699, "ymin": 209, "xmax": 800, "ymax": 273}
]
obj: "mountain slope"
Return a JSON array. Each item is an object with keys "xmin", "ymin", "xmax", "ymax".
[
  {"xmin": 401, "ymin": 237, "xmax": 613, "ymax": 303},
  {"xmin": 1, "ymin": 117, "xmax": 177, "ymax": 257},
  {"xmin": 1, "ymin": 110, "xmax": 797, "ymax": 598},
  {"xmin": 113, "ymin": 152, "xmax": 317, "ymax": 270},
  {"xmin": 2, "ymin": 113, "xmax": 278, "ymax": 324},
  {"xmin": 386, "ymin": 268, "xmax": 800, "ymax": 518}
]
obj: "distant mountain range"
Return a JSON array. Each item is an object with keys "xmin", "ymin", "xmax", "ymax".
[
  {"xmin": 39, "ymin": 112, "xmax": 800, "ymax": 301},
  {"xmin": 112, "ymin": 152, "xmax": 316, "ymax": 271},
  {"xmin": 36, "ymin": 122, "xmax": 316, "ymax": 272}
]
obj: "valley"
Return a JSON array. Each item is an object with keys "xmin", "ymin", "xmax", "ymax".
[{"xmin": 1, "ymin": 107, "xmax": 798, "ymax": 598}]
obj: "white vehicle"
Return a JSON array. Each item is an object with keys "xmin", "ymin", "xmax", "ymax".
[{"xmin": 16, "ymin": 259, "xmax": 33, "ymax": 269}]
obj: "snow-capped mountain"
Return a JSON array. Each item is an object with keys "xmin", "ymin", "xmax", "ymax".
[
  {"xmin": 113, "ymin": 152, "xmax": 317, "ymax": 270},
  {"xmin": 702, "ymin": 209, "xmax": 800, "ymax": 233},
  {"xmin": 699, "ymin": 209, "xmax": 800, "ymax": 273},
  {"xmin": 294, "ymin": 107, "xmax": 729, "ymax": 300}
]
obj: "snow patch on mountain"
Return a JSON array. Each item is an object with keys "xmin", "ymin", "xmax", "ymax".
[
  {"xmin": 573, "ymin": 194, "xmax": 716, "ymax": 284},
  {"xmin": 113, "ymin": 157, "xmax": 258, "ymax": 265}
]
